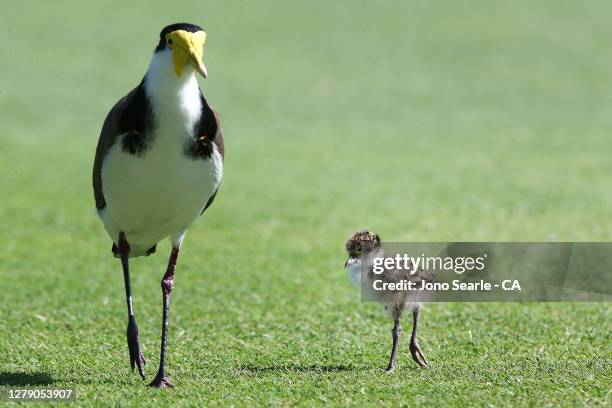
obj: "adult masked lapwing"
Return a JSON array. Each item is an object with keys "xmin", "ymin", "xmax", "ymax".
[
  {"xmin": 92, "ymin": 23, "xmax": 224, "ymax": 388},
  {"xmin": 345, "ymin": 231, "xmax": 430, "ymax": 371}
]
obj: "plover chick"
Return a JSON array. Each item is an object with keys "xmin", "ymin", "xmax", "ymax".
[{"xmin": 345, "ymin": 231, "xmax": 430, "ymax": 371}]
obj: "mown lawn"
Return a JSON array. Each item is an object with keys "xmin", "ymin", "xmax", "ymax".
[{"xmin": 0, "ymin": 0, "xmax": 610, "ymax": 406}]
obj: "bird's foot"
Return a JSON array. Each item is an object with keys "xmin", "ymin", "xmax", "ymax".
[
  {"xmin": 127, "ymin": 318, "xmax": 146, "ymax": 379},
  {"xmin": 409, "ymin": 340, "xmax": 429, "ymax": 368},
  {"xmin": 148, "ymin": 372, "xmax": 173, "ymax": 388},
  {"xmin": 385, "ymin": 364, "xmax": 396, "ymax": 373}
]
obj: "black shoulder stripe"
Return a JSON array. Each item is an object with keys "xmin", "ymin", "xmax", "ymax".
[
  {"xmin": 119, "ymin": 80, "xmax": 154, "ymax": 156},
  {"xmin": 185, "ymin": 93, "xmax": 218, "ymax": 160}
]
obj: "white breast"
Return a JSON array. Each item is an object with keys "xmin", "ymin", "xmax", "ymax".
[
  {"xmin": 100, "ymin": 140, "xmax": 222, "ymax": 254},
  {"xmin": 346, "ymin": 260, "xmax": 363, "ymax": 287}
]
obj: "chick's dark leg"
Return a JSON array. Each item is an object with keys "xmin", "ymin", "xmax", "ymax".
[
  {"xmin": 409, "ymin": 306, "xmax": 428, "ymax": 368},
  {"xmin": 118, "ymin": 232, "xmax": 146, "ymax": 380},
  {"xmin": 386, "ymin": 317, "xmax": 402, "ymax": 372},
  {"xmin": 149, "ymin": 247, "xmax": 180, "ymax": 388}
]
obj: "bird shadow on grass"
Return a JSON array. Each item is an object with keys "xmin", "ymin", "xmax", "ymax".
[
  {"xmin": 0, "ymin": 372, "xmax": 54, "ymax": 386},
  {"xmin": 236, "ymin": 363, "xmax": 355, "ymax": 374}
]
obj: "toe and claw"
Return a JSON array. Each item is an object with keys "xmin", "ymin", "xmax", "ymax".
[
  {"xmin": 127, "ymin": 319, "xmax": 146, "ymax": 380},
  {"xmin": 409, "ymin": 340, "xmax": 429, "ymax": 368},
  {"xmin": 385, "ymin": 340, "xmax": 429, "ymax": 372},
  {"xmin": 149, "ymin": 374, "xmax": 174, "ymax": 388}
]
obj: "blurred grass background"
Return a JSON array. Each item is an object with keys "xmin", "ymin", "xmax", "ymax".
[{"xmin": 0, "ymin": 0, "xmax": 610, "ymax": 406}]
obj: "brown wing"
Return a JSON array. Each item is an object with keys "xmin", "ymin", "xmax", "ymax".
[{"xmin": 92, "ymin": 81, "xmax": 150, "ymax": 210}]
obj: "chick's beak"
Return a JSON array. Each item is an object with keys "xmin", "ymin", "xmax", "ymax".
[
  {"xmin": 345, "ymin": 256, "xmax": 358, "ymax": 268},
  {"xmin": 167, "ymin": 30, "xmax": 208, "ymax": 78}
]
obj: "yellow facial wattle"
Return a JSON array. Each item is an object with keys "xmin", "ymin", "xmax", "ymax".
[{"xmin": 166, "ymin": 30, "xmax": 207, "ymax": 78}]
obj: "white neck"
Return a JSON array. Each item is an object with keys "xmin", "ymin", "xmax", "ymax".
[{"xmin": 143, "ymin": 49, "xmax": 202, "ymax": 145}]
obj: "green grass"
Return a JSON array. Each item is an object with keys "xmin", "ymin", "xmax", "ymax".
[{"xmin": 1, "ymin": 0, "xmax": 611, "ymax": 406}]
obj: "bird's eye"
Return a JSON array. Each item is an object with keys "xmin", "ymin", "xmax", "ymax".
[{"xmin": 167, "ymin": 38, "xmax": 173, "ymax": 45}]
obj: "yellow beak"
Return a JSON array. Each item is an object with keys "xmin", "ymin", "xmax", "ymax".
[{"xmin": 166, "ymin": 30, "xmax": 208, "ymax": 78}]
